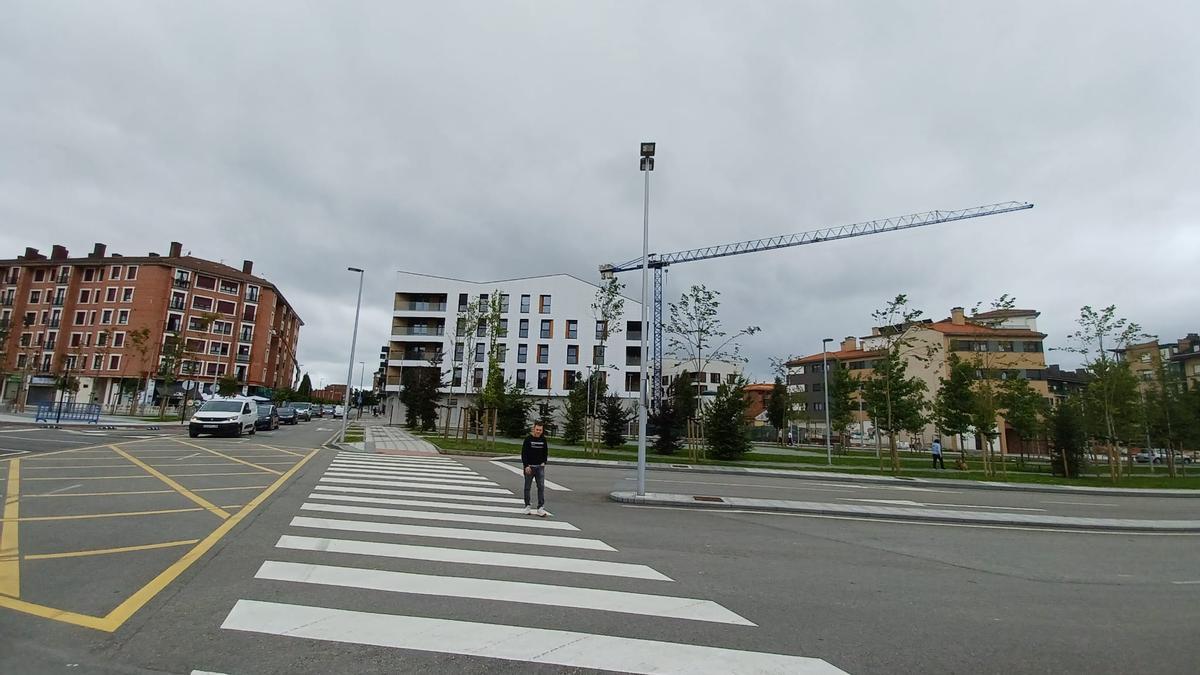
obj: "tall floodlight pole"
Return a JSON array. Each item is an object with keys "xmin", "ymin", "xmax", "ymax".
[
  {"xmin": 636, "ymin": 142, "xmax": 655, "ymax": 497},
  {"xmin": 822, "ymin": 337, "xmax": 833, "ymax": 466},
  {"xmin": 342, "ymin": 268, "xmax": 364, "ymax": 443}
]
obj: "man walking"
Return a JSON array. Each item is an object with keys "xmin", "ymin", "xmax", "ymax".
[
  {"xmin": 522, "ymin": 422, "xmax": 550, "ymax": 516},
  {"xmin": 931, "ymin": 437, "xmax": 945, "ymax": 470}
]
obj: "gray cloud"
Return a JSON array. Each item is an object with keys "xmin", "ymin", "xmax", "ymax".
[{"xmin": 2, "ymin": 1, "xmax": 1196, "ymax": 386}]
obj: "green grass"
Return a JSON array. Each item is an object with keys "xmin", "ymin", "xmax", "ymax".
[{"xmin": 423, "ymin": 435, "xmax": 1200, "ymax": 489}]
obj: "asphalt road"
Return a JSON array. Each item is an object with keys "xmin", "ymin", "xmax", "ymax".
[{"xmin": 2, "ymin": 429, "xmax": 1198, "ymax": 674}]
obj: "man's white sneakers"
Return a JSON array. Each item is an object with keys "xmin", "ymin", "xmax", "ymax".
[
  {"xmin": 534, "ymin": 508, "xmax": 548, "ymax": 517},
  {"xmin": 523, "ymin": 506, "xmax": 533, "ymax": 515}
]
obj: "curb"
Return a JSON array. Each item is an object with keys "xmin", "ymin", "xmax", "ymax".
[
  {"xmin": 499, "ymin": 456, "xmax": 1200, "ymax": 498},
  {"xmin": 609, "ymin": 491, "xmax": 1200, "ymax": 533}
]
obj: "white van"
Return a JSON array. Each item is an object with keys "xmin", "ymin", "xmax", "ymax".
[{"xmin": 189, "ymin": 397, "xmax": 258, "ymax": 438}]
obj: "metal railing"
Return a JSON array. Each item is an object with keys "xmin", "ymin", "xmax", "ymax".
[
  {"xmin": 394, "ymin": 302, "xmax": 447, "ymax": 312},
  {"xmin": 391, "ymin": 326, "xmax": 445, "ymax": 336},
  {"xmin": 51, "ymin": 297, "xmax": 65, "ymax": 306},
  {"xmin": 35, "ymin": 402, "xmax": 101, "ymax": 424},
  {"xmin": 173, "ymin": 278, "xmax": 190, "ymax": 289},
  {"xmin": 236, "ymin": 353, "xmax": 251, "ymax": 363}
]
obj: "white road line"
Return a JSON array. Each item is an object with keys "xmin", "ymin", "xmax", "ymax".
[
  {"xmin": 191, "ymin": 671, "xmax": 230, "ymax": 675},
  {"xmin": 309, "ymin": 491, "xmax": 530, "ymax": 515},
  {"xmin": 222, "ymin": 600, "xmax": 845, "ymax": 674},
  {"xmin": 299, "ymin": 502, "xmax": 578, "ymax": 531},
  {"xmin": 625, "ymin": 477, "xmax": 958, "ymax": 494},
  {"xmin": 337, "ymin": 454, "xmax": 458, "ymax": 465},
  {"xmin": 1171, "ymin": 580, "xmax": 1200, "ymax": 585},
  {"xmin": 328, "ymin": 464, "xmax": 489, "ymax": 479},
  {"xmin": 32, "ymin": 483, "xmax": 84, "ymax": 496},
  {"xmin": 1043, "ymin": 500, "xmax": 1119, "ymax": 507},
  {"xmin": 489, "ymin": 461, "xmax": 571, "ymax": 491},
  {"xmin": 312, "ymin": 484, "xmax": 525, "ymax": 505},
  {"xmin": 319, "ymin": 477, "xmax": 513, "ymax": 495},
  {"xmin": 330, "ymin": 461, "xmax": 476, "ymax": 474},
  {"xmin": 276, "ymin": 534, "xmax": 672, "ymax": 581},
  {"xmin": 841, "ymin": 498, "xmax": 1046, "ymax": 512},
  {"xmin": 176, "ymin": 453, "xmax": 200, "ymax": 461},
  {"xmin": 291, "ymin": 516, "xmax": 615, "ymax": 551},
  {"xmin": 323, "ymin": 471, "xmax": 499, "ymax": 486},
  {"xmin": 256, "ymin": 560, "xmax": 749, "ymax": 625}
]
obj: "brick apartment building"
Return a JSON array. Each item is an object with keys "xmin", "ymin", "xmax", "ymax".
[{"xmin": 0, "ymin": 241, "xmax": 302, "ymax": 409}]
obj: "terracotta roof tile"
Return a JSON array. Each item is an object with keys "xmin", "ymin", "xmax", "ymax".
[
  {"xmin": 925, "ymin": 321, "xmax": 1044, "ymax": 338},
  {"xmin": 786, "ymin": 348, "xmax": 886, "ymax": 367}
]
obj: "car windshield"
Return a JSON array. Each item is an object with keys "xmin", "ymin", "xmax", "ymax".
[
  {"xmin": 257, "ymin": 406, "xmax": 274, "ymax": 416},
  {"xmin": 199, "ymin": 401, "xmax": 242, "ymax": 413}
]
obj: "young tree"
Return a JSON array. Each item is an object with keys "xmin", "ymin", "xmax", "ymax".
[
  {"xmin": 765, "ymin": 376, "xmax": 790, "ymax": 444},
  {"xmin": 863, "ymin": 295, "xmax": 932, "ymax": 474},
  {"xmin": 998, "ymin": 376, "xmax": 1048, "ymax": 467},
  {"xmin": 561, "ymin": 381, "xmax": 589, "ymax": 445},
  {"xmin": 599, "ymin": 393, "xmax": 633, "ymax": 448},
  {"xmin": 479, "ymin": 290, "xmax": 506, "ymax": 412},
  {"xmin": 650, "ymin": 397, "xmax": 683, "ymax": 455},
  {"xmin": 156, "ymin": 331, "xmax": 201, "ymax": 420},
  {"xmin": 704, "ymin": 377, "xmax": 752, "ymax": 460},
  {"xmin": 933, "ymin": 352, "xmax": 975, "ymax": 465},
  {"xmin": 125, "ymin": 327, "xmax": 154, "ymax": 414},
  {"xmin": 827, "ymin": 363, "xmax": 856, "ymax": 452},
  {"xmin": 672, "ymin": 370, "xmax": 699, "ymax": 422},
  {"xmin": 297, "ymin": 373, "xmax": 313, "ymax": 399},
  {"xmin": 666, "ymin": 285, "xmax": 759, "ymax": 386},
  {"xmin": 217, "ymin": 375, "xmax": 241, "ymax": 396},
  {"xmin": 496, "ymin": 382, "xmax": 533, "ymax": 438},
  {"xmin": 1052, "ymin": 395, "xmax": 1088, "ymax": 478}
]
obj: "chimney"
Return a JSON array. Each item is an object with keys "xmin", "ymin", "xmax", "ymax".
[
  {"xmin": 148, "ymin": 252, "xmax": 159, "ymax": 257},
  {"xmin": 22, "ymin": 247, "xmax": 39, "ymax": 260},
  {"xmin": 242, "ymin": 260, "xmax": 254, "ymax": 275},
  {"xmin": 950, "ymin": 307, "xmax": 966, "ymax": 326},
  {"xmin": 841, "ymin": 336, "xmax": 857, "ymax": 352},
  {"xmin": 90, "ymin": 243, "xmax": 107, "ymax": 258},
  {"xmin": 168, "ymin": 241, "xmax": 183, "ymax": 258},
  {"xmin": 51, "ymin": 244, "xmax": 68, "ymax": 260}
]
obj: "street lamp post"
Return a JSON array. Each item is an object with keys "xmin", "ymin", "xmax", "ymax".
[
  {"xmin": 342, "ymin": 267, "xmax": 365, "ymax": 443},
  {"xmin": 636, "ymin": 141, "xmax": 655, "ymax": 497},
  {"xmin": 822, "ymin": 338, "xmax": 833, "ymax": 466}
]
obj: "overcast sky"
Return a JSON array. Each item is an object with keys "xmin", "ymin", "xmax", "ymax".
[{"xmin": 3, "ymin": 2, "xmax": 1197, "ymax": 387}]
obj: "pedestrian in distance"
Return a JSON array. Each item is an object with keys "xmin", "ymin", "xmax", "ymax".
[
  {"xmin": 786, "ymin": 430, "xmax": 794, "ymax": 446},
  {"xmin": 931, "ymin": 437, "xmax": 945, "ymax": 470},
  {"xmin": 522, "ymin": 421, "xmax": 550, "ymax": 517}
]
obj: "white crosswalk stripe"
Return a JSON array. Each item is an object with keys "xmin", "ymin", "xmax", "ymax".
[{"xmin": 204, "ymin": 453, "xmax": 848, "ymax": 674}]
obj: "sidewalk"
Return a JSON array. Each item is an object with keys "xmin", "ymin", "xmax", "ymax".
[
  {"xmin": 610, "ymin": 491, "xmax": 1200, "ymax": 532},
  {"xmin": 341, "ymin": 417, "xmax": 440, "ymax": 456},
  {"xmin": 0, "ymin": 410, "xmax": 169, "ymax": 429}
]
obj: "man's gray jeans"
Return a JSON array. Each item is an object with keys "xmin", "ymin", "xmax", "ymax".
[{"xmin": 524, "ymin": 465, "xmax": 545, "ymax": 508}]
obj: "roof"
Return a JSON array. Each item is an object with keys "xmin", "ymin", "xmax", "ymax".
[
  {"xmin": 924, "ymin": 321, "xmax": 1045, "ymax": 339},
  {"xmin": 743, "ymin": 383, "xmax": 776, "ymax": 392},
  {"xmin": 970, "ymin": 308, "xmax": 1040, "ymax": 319},
  {"xmin": 786, "ymin": 348, "xmax": 886, "ymax": 367},
  {"xmin": 395, "ymin": 269, "xmax": 642, "ymax": 304}
]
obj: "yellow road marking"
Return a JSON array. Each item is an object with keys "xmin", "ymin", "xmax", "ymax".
[
  {"xmin": 195, "ymin": 485, "xmax": 271, "ymax": 492},
  {"xmin": 2, "ymin": 437, "xmax": 161, "ymax": 463},
  {"xmin": 0, "ymin": 459, "xmax": 19, "ymax": 597},
  {"xmin": 23, "ymin": 489, "xmax": 176, "ymax": 499},
  {"xmin": 6, "ymin": 506, "xmax": 240, "ymax": 522},
  {"xmin": 168, "ymin": 471, "xmax": 266, "ymax": 477},
  {"xmin": 168, "ymin": 438, "xmax": 283, "ymax": 475},
  {"xmin": 255, "ymin": 443, "xmax": 303, "ymax": 458},
  {"xmin": 25, "ymin": 539, "xmax": 201, "ymax": 561},
  {"xmin": 24, "ymin": 475, "xmax": 154, "ymax": 481},
  {"xmin": 109, "ymin": 446, "xmax": 230, "ymax": 520}
]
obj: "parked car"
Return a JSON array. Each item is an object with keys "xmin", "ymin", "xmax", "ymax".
[
  {"xmin": 292, "ymin": 402, "xmax": 312, "ymax": 421},
  {"xmin": 277, "ymin": 405, "xmax": 299, "ymax": 425},
  {"xmin": 255, "ymin": 403, "xmax": 280, "ymax": 431},
  {"xmin": 1134, "ymin": 449, "xmax": 1194, "ymax": 464},
  {"xmin": 332, "ymin": 404, "xmax": 345, "ymax": 419},
  {"xmin": 189, "ymin": 397, "xmax": 257, "ymax": 438}
]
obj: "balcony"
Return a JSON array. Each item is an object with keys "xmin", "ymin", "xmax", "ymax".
[
  {"xmin": 50, "ymin": 297, "xmax": 65, "ymax": 307},
  {"xmin": 0, "ymin": 297, "xmax": 12, "ymax": 306},
  {"xmin": 44, "ymin": 339, "xmax": 57, "ymax": 350},
  {"xmin": 391, "ymin": 326, "xmax": 445, "ymax": 337},
  {"xmin": 48, "ymin": 318, "xmax": 60, "ymax": 328},
  {"xmin": 394, "ymin": 301, "xmax": 447, "ymax": 312},
  {"xmin": 57, "ymin": 273, "xmax": 70, "ymax": 283},
  {"xmin": 169, "ymin": 299, "xmax": 186, "ymax": 311},
  {"xmin": 389, "ymin": 349, "xmax": 443, "ymax": 363},
  {"xmin": 625, "ymin": 357, "xmax": 641, "ymax": 367},
  {"xmin": 236, "ymin": 353, "xmax": 251, "ymax": 363},
  {"xmin": 173, "ymin": 278, "xmax": 190, "ymax": 289}
]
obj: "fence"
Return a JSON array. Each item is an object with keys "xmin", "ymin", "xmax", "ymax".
[{"xmin": 35, "ymin": 402, "xmax": 102, "ymax": 424}]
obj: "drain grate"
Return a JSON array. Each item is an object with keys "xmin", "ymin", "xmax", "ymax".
[{"xmin": 693, "ymin": 495, "xmax": 725, "ymax": 503}]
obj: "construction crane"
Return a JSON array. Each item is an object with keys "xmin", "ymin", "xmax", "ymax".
[{"xmin": 600, "ymin": 200, "xmax": 1035, "ymax": 408}]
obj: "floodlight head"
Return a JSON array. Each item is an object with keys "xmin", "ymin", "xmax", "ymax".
[
  {"xmin": 347, "ymin": 267, "xmax": 364, "ymax": 273},
  {"xmin": 640, "ymin": 142, "xmax": 656, "ymax": 157}
]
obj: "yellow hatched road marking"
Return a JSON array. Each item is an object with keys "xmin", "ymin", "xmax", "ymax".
[
  {"xmin": 5, "ymin": 505, "xmax": 243, "ymax": 522},
  {"xmin": 0, "ymin": 459, "xmax": 20, "ymax": 597},
  {"xmin": 255, "ymin": 444, "xmax": 303, "ymax": 458},
  {"xmin": 24, "ymin": 489, "xmax": 176, "ymax": 499},
  {"xmin": 25, "ymin": 539, "xmax": 201, "ymax": 561},
  {"xmin": 25, "ymin": 475, "xmax": 154, "ymax": 481},
  {"xmin": 109, "ymin": 446, "xmax": 230, "ymax": 520},
  {"xmin": 3, "ymin": 437, "xmax": 161, "ymax": 463},
  {"xmin": 168, "ymin": 438, "xmax": 283, "ymax": 475}
]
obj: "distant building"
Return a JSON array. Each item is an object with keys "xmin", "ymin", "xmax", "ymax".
[
  {"xmin": 0, "ymin": 242, "xmax": 301, "ymax": 409},
  {"xmin": 1044, "ymin": 364, "xmax": 1090, "ymax": 405},
  {"xmin": 742, "ymin": 383, "xmax": 775, "ymax": 426}
]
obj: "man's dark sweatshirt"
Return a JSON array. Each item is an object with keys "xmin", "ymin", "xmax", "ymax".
[{"xmin": 522, "ymin": 434, "xmax": 549, "ymax": 466}]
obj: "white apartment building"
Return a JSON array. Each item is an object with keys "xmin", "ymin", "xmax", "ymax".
[{"xmin": 385, "ymin": 271, "xmax": 743, "ymax": 415}]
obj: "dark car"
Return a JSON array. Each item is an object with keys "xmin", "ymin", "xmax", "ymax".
[
  {"xmin": 292, "ymin": 403, "xmax": 312, "ymax": 421},
  {"xmin": 277, "ymin": 406, "xmax": 299, "ymax": 425},
  {"xmin": 255, "ymin": 404, "xmax": 280, "ymax": 431}
]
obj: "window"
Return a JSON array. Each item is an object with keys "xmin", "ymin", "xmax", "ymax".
[
  {"xmin": 166, "ymin": 314, "xmax": 181, "ymax": 332},
  {"xmin": 97, "ymin": 331, "xmax": 109, "ymax": 347},
  {"xmin": 454, "ymin": 342, "xmax": 465, "ymax": 361},
  {"xmin": 540, "ymin": 319, "xmax": 553, "ymax": 339},
  {"xmin": 113, "ymin": 332, "xmax": 125, "ymax": 347},
  {"xmin": 101, "ymin": 309, "xmax": 113, "ymax": 325},
  {"xmin": 593, "ymin": 345, "xmax": 605, "ymax": 365},
  {"xmin": 500, "ymin": 294, "xmax": 510, "ymax": 312},
  {"xmin": 186, "ymin": 338, "xmax": 206, "ymax": 353},
  {"xmin": 564, "ymin": 370, "xmax": 579, "ymax": 389},
  {"xmin": 70, "ymin": 333, "xmax": 81, "ymax": 347},
  {"xmin": 517, "ymin": 344, "xmax": 528, "ymax": 363},
  {"xmin": 110, "ymin": 265, "xmax": 122, "ymax": 280},
  {"xmin": 476, "ymin": 319, "xmax": 486, "ymax": 338},
  {"xmin": 106, "ymin": 287, "xmax": 118, "ymax": 302},
  {"xmin": 811, "ymin": 363, "xmax": 824, "ymax": 373},
  {"xmin": 627, "ymin": 320, "xmax": 642, "ymax": 340},
  {"xmin": 519, "ymin": 319, "xmax": 529, "ymax": 338},
  {"xmin": 34, "ymin": 269, "xmax": 45, "ymax": 282},
  {"xmin": 1139, "ymin": 353, "xmax": 1152, "ymax": 363},
  {"xmin": 1021, "ymin": 341, "xmax": 1043, "ymax": 353},
  {"xmin": 29, "ymin": 290, "xmax": 41, "ymax": 304},
  {"xmin": 192, "ymin": 296, "xmax": 213, "ymax": 311},
  {"xmin": 126, "ymin": 265, "xmax": 138, "ymax": 280},
  {"xmin": 118, "ymin": 287, "xmax": 132, "ymax": 303},
  {"xmin": 516, "ymin": 369, "xmax": 527, "ymax": 388},
  {"xmin": 16, "ymin": 354, "xmax": 27, "ymax": 368},
  {"xmin": 812, "ymin": 381, "xmax": 824, "ymax": 392},
  {"xmin": 792, "ymin": 383, "xmax": 807, "ymax": 392},
  {"xmin": 92, "ymin": 354, "xmax": 104, "ymax": 370},
  {"xmin": 195, "ymin": 275, "xmax": 216, "ymax": 290},
  {"xmin": 537, "ymin": 344, "xmax": 549, "ymax": 364},
  {"xmin": 239, "ymin": 326, "xmax": 253, "ymax": 342},
  {"xmin": 812, "ymin": 402, "xmax": 825, "ymax": 412},
  {"xmin": 245, "ymin": 285, "xmax": 259, "ymax": 302},
  {"xmin": 710, "ymin": 372, "xmax": 720, "ymax": 384},
  {"xmin": 795, "ymin": 402, "xmax": 807, "ymax": 412},
  {"xmin": 997, "ymin": 341, "xmax": 1014, "ymax": 352},
  {"xmin": 474, "ymin": 343, "xmax": 486, "ymax": 363},
  {"xmin": 452, "ymin": 367, "xmax": 463, "ymax": 387},
  {"xmin": 539, "ymin": 295, "xmax": 551, "ymax": 314},
  {"xmin": 625, "ymin": 372, "xmax": 641, "ymax": 393},
  {"xmin": 457, "ymin": 293, "xmax": 469, "ymax": 312},
  {"xmin": 242, "ymin": 305, "xmax": 256, "ymax": 322},
  {"xmin": 78, "ymin": 290, "xmax": 90, "ymax": 304},
  {"xmin": 74, "ymin": 311, "xmax": 85, "ymax": 325},
  {"xmin": 566, "ymin": 320, "xmax": 577, "ymax": 339},
  {"xmin": 83, "ymin": 268, "xmax": 95, "ymax": 282},
  {"xmin": 497, "ymin": 344, "xmax": 507, "ymax": 362},
  {"xmin": 567, "ymin": 345, "xmax": 578, "ymax": 365},
  {"xmin": 211, "ymin": 320, "xmax": 232, "ymax": 335},
  {"xmin": 499, "ymin": 319, "xmax": 509, "ymax": 337},
  {"xmin": 478, "ymin": 294, "xmax": 488, "ymax": 312},
  {"xmin": 219, "ymin": 279, "xmax": 239, "ymax": 294},
  {"xmin": 537, "ymin": 370, "xmax": 550, "ymax": 390},
  {"xmin": 473, "ymin": 368, "xmax": 484, "ymax": 389},
  {"xmin": 595, "ymin": 320, "xmax": 607, "ymax": 340},
  {"xmin": 216, "ymin": 300, "xmax": 236, "ymax": 315},
  {"xmin": 520, "ymin": 294, "xmax": 530, "ymax": 313},
  {"xmin": 188, "ymin": 317, "xmax": 208, "ymax": 331},
  {"xmin": 117, "ymin": 310, "xmax": 129, "ymax": 325}
]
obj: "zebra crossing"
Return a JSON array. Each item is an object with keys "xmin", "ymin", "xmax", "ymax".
[{"xmin": 209, "ymin": 451, "xmax": 847, "ymax": 674}]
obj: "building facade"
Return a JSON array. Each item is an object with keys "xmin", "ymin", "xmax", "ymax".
[{"xmin": 0, "ymin": 242, "xmax": 302, "ymax": 409}]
